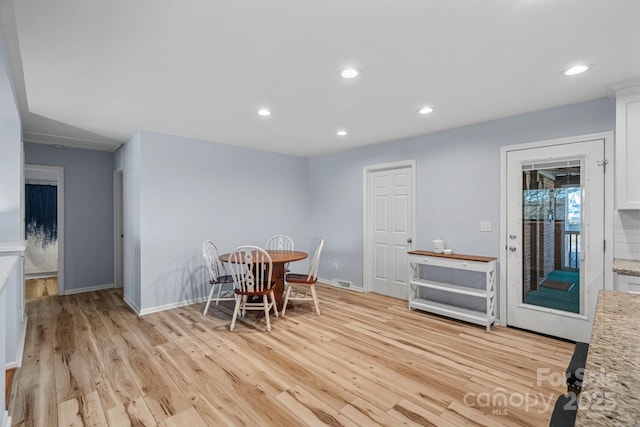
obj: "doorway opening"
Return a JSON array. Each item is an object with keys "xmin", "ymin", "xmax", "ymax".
[{"xmin": 24, "ymin": 164, "xmax": 64, "ymax": 298}]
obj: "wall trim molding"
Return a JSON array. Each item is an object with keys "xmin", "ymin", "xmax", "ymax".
[
  {"xmin": 23, "ymin": 131, "xmax": 121, "ymax": 152},
  {"xmin": 63, "ymin": 283, "xmax": 114, "ymax": 296},
  {"xmin": 139, "ymin": 296, "xmax": 207, "ymax": 316},
  {"xmin": 318, "ymin": 278, "xmax": 363, "ymax": 292}
]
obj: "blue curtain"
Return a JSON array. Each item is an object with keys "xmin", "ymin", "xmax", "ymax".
[{"xmin": 25, "ymin": 184, "xmax": 58, "ymax": 247}]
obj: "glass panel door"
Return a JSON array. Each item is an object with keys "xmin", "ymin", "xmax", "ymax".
[{"xmin": 506, "ymin": 137, "xmax": 606, "ymax": 342}]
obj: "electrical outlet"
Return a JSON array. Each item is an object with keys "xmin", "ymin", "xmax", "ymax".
[{"xmin": 480, "ymin": 221, "xmax": 492, "ymax": 232}]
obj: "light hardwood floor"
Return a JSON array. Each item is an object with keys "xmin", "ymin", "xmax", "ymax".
[
  {"xmin": 25, "ymin": 277, "xmax": 58, "ymax": 300},
  {"xmin": 11, "ymin": 284, "xmax": 574, "ymax": 426}
]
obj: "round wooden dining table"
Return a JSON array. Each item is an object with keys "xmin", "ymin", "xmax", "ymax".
[{"xmin": 218, "ymin": 250, "xmax": 308, "ymax": 309}]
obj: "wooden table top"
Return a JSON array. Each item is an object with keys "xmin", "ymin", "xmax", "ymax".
[
  {"xmin": 408, "ymin": 250, "xmax": 496, "ymax": 263},
  {"xmin": 219, "ymin": 250, "xmax": 308, "ymax": 264}
]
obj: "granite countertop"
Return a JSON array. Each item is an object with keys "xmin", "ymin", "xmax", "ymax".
[
  {"xmin": 612, "ymin": 258, "xmax": 640, "ymax": 276},
  {"xmin": 575, "ymin": 290, "xmax": 640, "ymax": 426}
]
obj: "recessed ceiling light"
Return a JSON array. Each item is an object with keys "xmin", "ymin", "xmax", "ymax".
[
  {"xmin": 257, "ymin": 108, "xmax": 271, "ymax": 116},
  {"xmin": 417, "ymin": 106, "xmax": 434, "ymax": 115},
  {"xmin": 339, "ymin": 68, "xmax": 360, "ymax": 79},
  {"xmin": 563, "ymin": 64, "xmax": 591, "ymax": 76},
  {"xmin": 336, "ymin": 130, "xmax": 348, "ymax": 136}
]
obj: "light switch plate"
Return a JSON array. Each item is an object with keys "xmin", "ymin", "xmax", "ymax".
[{"xmin": 480, "ymin": 221, "xmax": 492, "ymax": 232}]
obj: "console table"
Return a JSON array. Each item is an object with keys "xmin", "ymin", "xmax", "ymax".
[{"xmin": 407, "ymin": 250, "xmax": 497, "ymax": 331}]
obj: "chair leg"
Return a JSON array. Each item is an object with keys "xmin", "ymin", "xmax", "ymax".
[
  {"xmin": 263, "ymin": 295, "xmax": 271, "ymax": 331},
  {"xmin": 270, "ymin": 290, "xmax": 279, "ymax": 318},
  {"xmin": 282, "ymin": 284, "xmax": 292, "ymax": 316},
  {"xmin": 203, "ymin": 284, "xmax": 216, "ymax": 315},
  {"xmin": 215, "ymin": 284, "xmax": 222, "ymax": 306},
  {"xmin": 310, "ymin": 284, "xmax": 320, "ymax": 315},
  {"xmin": 241, "ymin": 295, "xmax": 247, "ymax": 317},
  {"xmin": 230, "ymin": 296, "xmax": 242, "ymax": 331}
]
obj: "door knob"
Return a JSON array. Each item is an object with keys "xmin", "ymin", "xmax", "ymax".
[
  {"xmin": 508, "ymin": 246, "xmax": 517, "ymax": 252},
  {"xmin": 407, "ymin": 238, "xmax": 412, "ymax": 243},
  {"xmin": 509, "ymin": 234, "xmax": 517, "ymax": 239}
]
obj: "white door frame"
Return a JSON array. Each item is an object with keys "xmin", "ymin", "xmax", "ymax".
[
  {"xmin": 113, "ymin": 168, "xmax": 124, "ymax": 289},
  {"xmin": 498, "ymin": 132, "xmax": 614, "ymax": 327},
  {"xmin": 363, "ymin": 160, "xmax": 416, "ymax": 293},
  {"xmin": 24, "ymin": 164, "xmax": 65, "ymax": 295}
]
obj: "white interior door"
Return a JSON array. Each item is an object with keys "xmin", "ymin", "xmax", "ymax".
[
  {"xmin": 505, "ymin": 138, "xmax": 606, "ymax": 342},
  {"xmin": 365, "ymin": 162, "xmax": 415, "ymax": 299}
]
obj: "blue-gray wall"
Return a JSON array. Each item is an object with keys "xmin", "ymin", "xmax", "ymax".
[
  {"xmin": 116, "ymin": 131, "xmax": 312, "ymax": 312},
  {"xmin": 309, "ymin": 98, "xmax": 616, "ymax": 289},
  {"xmin": 24, "ymin": 143, "xmax": 114, "ymax": 292}
]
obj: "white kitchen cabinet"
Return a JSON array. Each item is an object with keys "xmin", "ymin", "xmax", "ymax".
[
  {"xmin": 616, "ymin": 273, "xmax": 640, "ymax": 294},
  {"xmin": 614, "ymin": 82, "xmax": 640, "ymax": 210},
  {"xmin": 407, "ymin": 250, "xmax": 497, "ymax": 332}
]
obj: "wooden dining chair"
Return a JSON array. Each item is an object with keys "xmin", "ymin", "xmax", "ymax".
[
  {"xmin": 265, "ymin": 234, "xmax": 295, "ymax": 273},
  {"xmin": 226, "ymin": 245, "xmax": 278, "ymax": 331},
  {"xmin": 282, "ymin": 239, "xmax": 324, "ymax": 316},
  {"xmin": 202, "ymin": 240, "xmax": 236, "ymax": 316},
  {"xmin": 265, "ymin": 235, "xmax": 294, "ymax": 251}
]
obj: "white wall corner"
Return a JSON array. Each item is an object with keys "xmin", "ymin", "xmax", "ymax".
[{"xmin": 123, "ymin": 293, "xmax": 141, "ymax": 316}]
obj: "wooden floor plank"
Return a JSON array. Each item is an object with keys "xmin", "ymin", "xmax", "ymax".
[
  {"xmin": 152, "ymin": 341, "xmax": 261, "ymax": 427},
  {"xmin": 58, "ymin": 391, "xmax": 108, "ymax": 427},
  {"xmin": 11, "ymin": 285, "xmax": 573, "ymax": 427},
  {"xmin": 158, "ymin": 407, "xmax": 209, "ymax": 427},
  {"xmin": 11, "ymin": 301, "xmax": 57, "ymax": 427},
  {"xmin": 387, "ymin": 398, "xmax": 459, "ymax": 427},
  {"xmin": 104, "ymin": 397, "xmax": 157, "ymax": 427},
  {"xmin": 111, "ymin": 331, "xmax": 191, "ymax": 423},
  {"xmin": 52, "ymin": 296, "xmax": 96, "ymax": 405},
  {"xmin": 25, "ymin": 277, "xmax": 58, "ymax": 300},
  {"xmin": 274, "ymin": 385, "xmax": 361, "ymax": 427}
]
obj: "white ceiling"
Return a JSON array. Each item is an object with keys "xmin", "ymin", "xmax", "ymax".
[{"xmin": 5, "ymin": 0, "xmax": 640, "ymax": 157}]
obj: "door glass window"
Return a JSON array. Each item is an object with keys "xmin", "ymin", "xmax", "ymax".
[{"xmin": 521, "ymin": 164, "xmax": 581, "ymax": 314}]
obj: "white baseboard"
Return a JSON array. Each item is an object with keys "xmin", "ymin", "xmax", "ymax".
[
  {"xmin": 319, "ymin": 277, "xmax": 364, "ymax": 292},
  {"xmin": 64, "ymin": 283, "xmax": 114, "ymax": 296},
  {"xmin": 139, "ymin": 296, "xmax": 207, "ymax": 316},
  {"xmin": 2, "ymin": 411, "xmax": 9, "ymax": 427},
  {"xmin": 25, "ymin": 272, "xmax": 58, "ymax": 279}
]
